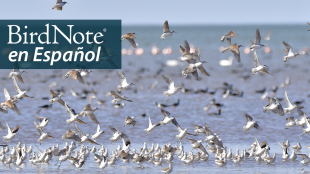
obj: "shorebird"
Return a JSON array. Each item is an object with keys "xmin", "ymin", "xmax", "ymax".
[
  {"xmin": 222, "ymin": 43, "xmax": 243, "ymax": 63},
  {"xmin": 243, "ymin": 113, "xmax": 260, "ymax": 133},
  {"xmin": 91, "ymin": 124, "xmax": 105, "ymax": 141},
  {"xmin": 3, "ymin": 121, "xmax": 19, "ymax": 144},
  {"xmin": 250, "ymin": 29, "xmax": 264, "ymax": 50},
  {"xmin": 161, "ymin": 21, "xmax": 176, "ymax": 39},
  {"xmin": 62, "ymin": 129, "xmax": 81, "ymax": 143},
  {"xmin": 79, "ymin": 104, "xmax": 99, "ymax": 124},
  {"xmin": 65, "ymin": 103, "xmax": 86, "ymax": 126},
  {"xmin": 252, "ymin": 51, "xmax": 272, "ymax": 75},
  {"xmin": 162, "ymin": 74, "xmax": 181, "ymax": 101},
  {"xmin": 263, "ymin": 97, "xmax": 285, "ymax": 116},
  {"xmin": 264, "ymin": 153, "xmax": 277, "ymax": 164},
  {"xmin": 233, "ymin": 155, "xmax": 242, "ymax": 165},
  {"xmin": 144, "ymin": 116, "xmax": 160, "ymax": 136},
  {"xmin": 52, "ymin": 0, "xmax": 68, "ymax": 11},
  {"xmin": 186, "ymin": 138, "xmax": 208, "ymax": 154},
  {"xmin": 3, "ymin": 88, "xmax": 21, "ymax": 115},
  {"xmin": 221, "ymin": 31, "xmax": 237, "ymax": 45},
  {"xmin": 34, "ymin": 116, "xmax": 50, "ymax": 129},
  {"xmin": 49, "ymin": 90, "xmax": 65, "ymax": 106},
  {"xmin": 215, "ymin": 158, "xmax": 227, "ymax": 167},
  {"xmin": 181, "ymin": 47, "xmax": 210, "ymax": 80},
  {"xmin": 64, "ymin": 70, "xmax": 86, "ymax": 84},
  {"xmin": 97, "ymin": 46, "xmax": 119, "ymax": 68},
  {"xmin": 124, "ymin": 116, "xmax": 136, "ymax": 127},
  {"xmin": 109, "ymin": 126, "xmax": 128, "ymax": 143},
  {"xmin": 283, "ymin": 41, "xmax": 299, "ymax": 62},
  {"xmin": 12, "ymin": 77, "xmax": 33, "ymax": 100},
  {"xmin": 284, "ymin": 91, "xmax": 303, "ymax": 114},
  {"xmin": 297, "ymin": 154, "xmax": 310, "ymax": 170},
  {"xmin": 290, "ymin": 150, "xmax": 297, "ymax": 161},
  {"xmin": 9, "ymin": 63, "xmax": 25, "ymax": 83},
  {"xmin": 292, "ymin": 142, "xmax": 302, "ymax": 151},
  {"xmin": 179, "ymin": 40, "xmax": 194, "ymax": 62},
  {"xmin": 285, "ymin": 117, "xmax": 296, "ymax": 129},
  {"xmin": 116, "ymin": 71, "xmax": 134, "ymax": 92},
  {"xmin": 159, "ymin": 109, "xmax": 174, "ymax": 127},
  {"xmin": 75, "ymin": 124, "xmax": 99, "ymax": 145},
  {"xmin": 264, "ymin": 30, "xmax": 272, "ymax": 41},
  {"xmin": 283, "ymin": 140, "xmax": 290, "ymax": 149},
  {"xmin": 34, "ymin": 122, "xmax": 54, "ymax": 144},
  {"xmin": 171, "ymin": 118, "xmax": 191, "ymax": 142},
  {"xmin": 121, "ymin": 33, "xmax": 137, "ymax": 48},
  {"xmin": 302, "ymin": 115, "xmax": 310, "ymax": 136},
  {"xmin": 110, "ymin": 91, "xmax": 132, "ymax": 105},
  {"xmin": 278, "ymin": 142, "xmax": 289, "ymax": 160}
]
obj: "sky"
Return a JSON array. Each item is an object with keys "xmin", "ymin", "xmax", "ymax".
[{"xmin": 0, "ymin": 0, "xmax": 309, "ymax": 25}]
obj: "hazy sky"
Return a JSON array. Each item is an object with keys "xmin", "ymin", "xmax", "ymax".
[{"xmin": 1, "ymin": 0, "xmax": 309, "ymax": 25}]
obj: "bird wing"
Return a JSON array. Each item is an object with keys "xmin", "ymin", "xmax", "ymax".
[
  {"xmin": 0, "ymin": 122, "xmax": 5, "ymax": 130},
  {"xmin": 266, "ymin": 30, "xmax": 272, "ymax": 37},
  {"xmin": 255, "ymin": 29, "xmax": 261, "ymax": 44},
  {"xmin": 261, "ymin": 69, "xmax": 272, "ymax": 75},
  {"xmin": 87, "ymin": 139, "xmax": 99, "ymax": 145},
  {"xmin": 125, "ymin": 38, "xmax": 137, "ymax": 48},
  {"xmin": 268, "ymin": 97, "xmax": 276, "ymax": 104},
  {"xmin": 50, "ymin": 90, "xmax": 58, "ymax": 98},
  {"xmin": 184, "ymin": 40, "xmax": 190, "ymax": 53},
  {"xmin": 65, "ymin": 103, "xmax": 74, "ymax": 118},
  {"xmin": 198, "ymin": 145, "xmax": 208, "ymax": 155},
  {"xmin": 191, "ymin": 70, "xmax": 199, "ymax": 81},
  {"xmin": 117, "ymin": 71, "xmax": 127, "ymax": 84},
  {"xmin": 278, "ymin": 141, "xmax": 284, "ymax": 150},
  {"xmin": 5, "ymin": 121, "xmax": 11, "ymax": 135},
  {"xmin": 297, "ymin": 108, "xmax": 305, "ymax": 117},
  {"xmin": 110, "ymin": 91, "xmax": 118, "ymax": 99},
  {"xmin": 161, "ymin": 108, "xmax": 171, "ymax": 117},
  {"xmin": 75, "ymin": 71, "xmax": 86, "ymax": 84},
  {"xmin": 162, "ymin": 74, "xmax": 174, "ymax": 89},
  {"xmin": 11, "ymin": 104, "xmax": 21, "ymax": 115},
  {"xmin": 35, "ymin": 122, "xmax": 43, "ymax": 136},
  {"xmin": 286, "ymin": 117, "xmax": 294, "ymax": 122},
  {"xmin": 284, "ymin": 91, "xmax": 293, "ymax": 107},
  {"xmin": 180, "ymin": 46, "xmax": 185, "ymax": 53},
  {"xmin": 194, "ymin": 47, "xmax": 200, "ymax": 61},
  {"xmin": 97, "ymin": 124, "xmax": 101, "ymax": 133},
  {"xmin": 227, "ymin": 38, "xmax": 231, "ymax": 46},
  {"xmin": 283, "ymin": 41, "xmax": 292, "ymax": 53},
  {"xmin": 83, "ymin": 104, "xmax": 92, "ymax": 111},
  {"xmin": 253, "ymin": 51, "xmax": 261, "ymax": 67},
  {"xmin": 172, "ymin": 118, "xmax": 183, "ymax": 132},
  {"xmin": 15, "ymin": 75, "xmax": 24, "ymax": 83},
  {"xmin": 198, "ymin": 66, "xmax": 210, "ymax": 76},
  {"xmin": 148, "ymin": 116, "xmax": 153, "ymax": 127},
  {"xmin": 11, "ymin": 125, "xmax": 20, "ymax": 134},
  {"xmin": 163, "ymin": 20, "xmax": 169, "ymax": 33},
  {"xmin": 12, "ymin": 77, "xmax": 22, "ymax": 94},
  {"xmin": 297, "ymin": 154, "xmax": 308, "ymax": 160},
  {"xmin": 75, "ymin": 124, "xmax": 85, "ymax": 137},
  {"xmin": 245, "ymin": 113, "xmax": 253, "ymax": 123},
  {"xmin": 108, "ymin": 125, "xmax": 118, "ymax": 133},
  {"xmin": 86, "ymin": 113, "xmax": 99, "ymax": 124},
  {"xmin": 34, "ymin": 116, "xmax": 45, "ymax": 122},
  {"xmin": 120, "ymin": 133, "xmax": 128, "ymax": 139},
  {"xmin": 3, "ymin": 88, "xmax": 11, "ymax": 101},
  {"xmin": 57, "ymin": 99, "xmax": 66, "ymax": 106},
  {"xmin": 231, "ymin": 44, "xmax": 241, "ymax": 63},
  {"xmin": 186, "ymin": 137, "xmax": 197, "ymax": 144}
]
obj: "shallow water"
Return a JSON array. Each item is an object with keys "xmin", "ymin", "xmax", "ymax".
[{"xmin": 1, "ymin": 25, "xmax": 310, "ymax": 173}]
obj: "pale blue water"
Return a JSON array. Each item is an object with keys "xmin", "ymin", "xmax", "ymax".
[{"xmin": 1, "ymin": 25, "xmax": 310, "ymax": 173}]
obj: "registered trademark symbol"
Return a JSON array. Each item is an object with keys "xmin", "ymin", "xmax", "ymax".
[{"xmin": 103, "ymin": 28, "xmax": 107, "ymax": 32}]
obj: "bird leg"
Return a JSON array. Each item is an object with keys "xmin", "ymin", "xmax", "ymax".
[{"xmin": 58, "ymin": 162, "xmax": 62, "ymax": 169}]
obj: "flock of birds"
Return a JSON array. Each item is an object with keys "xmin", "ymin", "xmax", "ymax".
[{"xmin": 3, "ymin": 3, "xmax": 310, "ymax": 172}]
